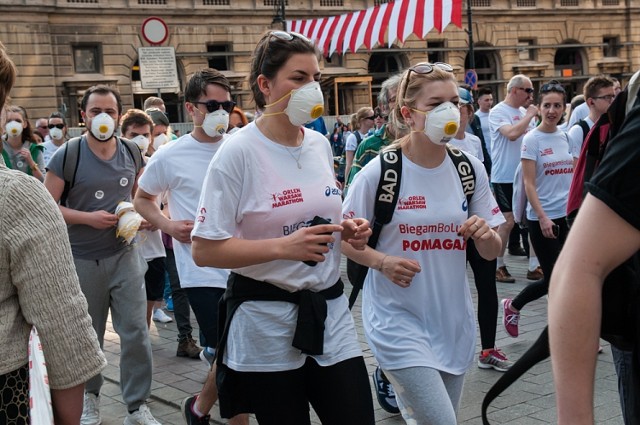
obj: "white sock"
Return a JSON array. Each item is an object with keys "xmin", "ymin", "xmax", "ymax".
[
  {"xmin": 192, "ymin": 395, "xmax": 205, "ymax": 418},
  {"xmin": 529, "ymin": 256, "xmax": 539, "ymax": 271},
  {"xmin": 497, "ymin": 257, "xmax": 505, "ymax": 268}
]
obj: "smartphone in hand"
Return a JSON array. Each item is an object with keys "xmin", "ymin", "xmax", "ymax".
[
  {"xmin": 303, "ymin": 216, "xmax": 332, "ymax": 267},
  {"xmin": 552, "ymin": 224, "xmax": 559, "ymax": 237}
]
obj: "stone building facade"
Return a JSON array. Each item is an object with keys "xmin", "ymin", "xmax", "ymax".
[{"xmin": 1, "ymin": 0, "xmax": 638, "ymax": 126}]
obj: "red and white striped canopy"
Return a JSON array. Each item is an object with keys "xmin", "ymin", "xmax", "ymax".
[{"xmin": 287, "ymin": 0, "xmax": 463, "ymax": 57}]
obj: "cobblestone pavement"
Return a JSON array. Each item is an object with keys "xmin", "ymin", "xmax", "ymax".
[{"xmin": 96, "ymin": 254, "xmax": 623, "ymax": 424}]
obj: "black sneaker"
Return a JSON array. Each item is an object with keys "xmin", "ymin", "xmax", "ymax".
[
  {"xmin": 508, "ymin": 246, "xmax": 527, "ymax": 256},
  {"xmin": 372, "ymin": 366, "xmax": 400, "ymax": 414},
  {"xmin": 181, "ymin": 395, "xmax": 210, "ymax": 424}
]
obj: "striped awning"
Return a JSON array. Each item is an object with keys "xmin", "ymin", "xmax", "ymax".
[{"xmin": 287, "ymin": 0, "xmax": 463, "ymax": 57}]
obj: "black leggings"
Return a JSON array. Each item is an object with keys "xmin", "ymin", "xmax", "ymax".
[
  {"xmin": 220, "ymin": 356, "xmax": 374, "ymax": 425},
  {"xmin": 511, "ymin": 217, "xmax": 569, "ymax": 311},
  {"xmin": 467, "ymin": 239, "xmax": 498, "ymax": 350},
  {"xmin": 0, "ymin": 364, "xmax": 29, "ymax": 425}
]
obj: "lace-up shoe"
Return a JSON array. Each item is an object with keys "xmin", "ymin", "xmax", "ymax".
[
  {"xmin": 478, "ymin": 348, "xmax": 513, "ymax": 372},
  {"xmin": 502, "ymin": 298, "xmax": 520, "ymax": 338},
  {"xmin": 373, "ymin": 366, "xmax": 400, "ymax": 414}
]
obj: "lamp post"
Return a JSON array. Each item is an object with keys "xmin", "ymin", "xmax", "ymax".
[
  {"xmin": 466, "ymin": 0, "xmax": 475, "ymax": 70},
  {"xmin": 272, "ymin": 0, "xmax": 287, "ymax": 30}
]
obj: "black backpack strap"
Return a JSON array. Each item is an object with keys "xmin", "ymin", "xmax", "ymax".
[
  {"xmin": 347, "ymin": 147, "xmax": 402, "ymax": 309},
  {"xmin": 60, "ymin": 136, "xmax": 83, "ymax": 206},
  {"xmin": 446, "ymin": 145, "xmax": 475, "ymax": 205},
  {"xmin": 118, "ymin": 136, "xmax": 144, "ymax": 174},
  {"xmin": 575, "ymin": 119, "xmax": 591, "ymax": 145},
  {"xmin": 482, "ymin": 327, "xmax": 550, "ymax": 424}
]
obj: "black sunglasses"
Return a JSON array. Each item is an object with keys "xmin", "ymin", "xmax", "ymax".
[
  {"xmin": 517, "ymin": 87, "xmax": 535, "ymax": 94},
  {"xmin": 540, "ymin": 82, "xmax": 565, "ymax": 93},
  {"xmin": 373, "ymin": 113, "xmax": 388, "ymax": 119},
  {"xmin": 402, "ymin": 62, "xmax": 454, "ymax": 100},
  {"xmin": 192, "ymin": 100, "xmax": 236, "ymax": 114},
  {"xmin": 48, "ymin": 123, "xmax": 65, "ymax": 129},
  {"xmin": 364, "ymin": 116, "xmax": 375, "ymax": 121}
]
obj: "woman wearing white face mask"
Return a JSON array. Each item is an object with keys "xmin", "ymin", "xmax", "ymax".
[
  {"xmin": 2, "ymin": 105, "xmax": 45, "ymax": 181},
  {"xmin": 190, "ymin": 30, "xmax": 375, "ymax": 424},
  {"xmin": 342, "ymin": 63, "xmax": 504, "ymax": 425}
]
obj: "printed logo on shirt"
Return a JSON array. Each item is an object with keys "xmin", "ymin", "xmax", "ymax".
[
  {"xmin": 282, "ymin": 217, "xmax": 335, "ymax": 250},
  {"xmin": 95, "ymin": 190, "xmax": 104, "ymax": 200},
  {"xmin": 543, "ymin": 159, "xmax": 573, "ymax": 176},
  {"xmin": 492, "ymin": 206, "xmax": 501, "ymax": 215},
  {"xmin": 462, "ymin": 199, "xmax": 468, "ymax": 212},
  {"xmin": 540, "ymin": 147, "xmax": 554, "ymax": 156},
  {"xmin": 397, "ymin": 196, "xmax": 426, "ymax": 210},
  {"xmin": 343, "ymin": 211, "xmax": 355, "ymax": 220},
  {"xmin": 196, "ymin": 207, "xmax": 207, "ymax": 223},
  {"xmin": 324, "ymin": 186, "xmax": 341, "ymax": 197},
  {"xmin": 271, "ymin": 188, "xmax": 304, "ymax": 209},
  {"xmin": 399, "ymin": 222, "xmax": 466, "ymax": 251}
]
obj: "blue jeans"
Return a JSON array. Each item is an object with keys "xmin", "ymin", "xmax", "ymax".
[{"xmin": 612, "ymin": 345, "xmax": 638, "ymax": 425}]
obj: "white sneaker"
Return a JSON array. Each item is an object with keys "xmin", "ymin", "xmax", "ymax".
[
  {"xmin": 152, "ymin": 308, "xmax": 173, "ymax": 323},
  {"xmin": 123, "ymin": 404, "xmax": 161, "ymax": 425},
  {"xmin": 81, "ymin": 392, "xmax": 101, "ymax": 425}
]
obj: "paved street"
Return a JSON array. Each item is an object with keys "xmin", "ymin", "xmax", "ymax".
[{"xmin": 97, "ymin": 253, "xmax": 624, "ymax": 424}]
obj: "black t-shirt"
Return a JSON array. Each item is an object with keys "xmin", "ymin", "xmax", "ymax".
[{"xmin": 587, "ymin": 105, "xmax": 640, "ymax": 232}]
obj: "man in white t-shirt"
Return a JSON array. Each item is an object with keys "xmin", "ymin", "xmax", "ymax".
[
  {"xmin": 489, "ymin": 74, "xmax": 538, "ymax": 283},
  {"xmin": 41, "ymin": 112, "xmax": 68, "ymax": 166},
  {"xmin": 133, "ymin": 68, "xmax": 248, "ymax": 425},
  {"xmin": 567, "ymin": 76, "xmax": 616, "ymax": 160},
  {"xmin": 475, "ymin": 87, "xmax": 494, "ymax": 157}
]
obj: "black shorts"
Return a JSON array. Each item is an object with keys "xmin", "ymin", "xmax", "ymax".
[
  {"xmin": 144, "ymin": 257, "xmax": 166, "ymax": 301},
  {"xmin": 492, "ymin": 182, "xmax": 514, "ymax": 213}
]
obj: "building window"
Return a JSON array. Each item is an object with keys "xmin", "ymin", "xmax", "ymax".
[
  {"xmin": 517, "ymin": 39, "xmax": 536, "ymax": 61},
  {"xmin": 516, "ymin": 0, "xmax": 536, "ymax": 6},
  {"xmin": 73, "ymin": 44, "xmax": 101, "ymax": 73},
  {"xmin": 374, "ymin": 0, "xmax": 392, "ymax": 4},
  {"xmin": 324, "ymin": 53, "xmax": 344, "ymax": 68},
  {"xmin": 603, "ymin": 36, "xmax": 620, "ymax": 57},
  {"xmin": 560, "ymin": 0, "xmax": 578, "ymax": 5},
  {"xmin": 67, "ymin": 0, "xmax": 98, "ymax": 2},
  {"xmin": 427, "ymin": 41, "xmax": 445, "ymax": 64},
  {"xmin": 602, "ymin": 0, "xmax": 619, "ymax": 4},
  {"xmin": 320, "ymin": 0, "xmax": 344, "ymax": 5},
  {"xmin": 263, "ymin": 0, "xmax": 288, "ymax": 5},
  {"xmin": 207, "ymin": 44, "xmax": 231, "ymax": 71},
  {"xmin": 203, "ymin": 0, "xmax": 230, "ymax": 4},
  {"xmin": 137, "ymin": 0, "xmax": 166, "ymax": 3},
  {"xmin": 471, "ymin": 0, "xmax": 491, "ymax": 6}
]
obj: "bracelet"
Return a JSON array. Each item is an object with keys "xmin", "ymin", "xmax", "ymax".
[
  {"xmin": 30, "ymin": 163, "xmax": 38, "ymax": 170},
  {"xmin": 377, "ymin": 254, "xmax": 388, "ymax": 272}
]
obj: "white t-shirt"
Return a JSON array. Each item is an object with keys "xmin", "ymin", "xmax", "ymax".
[
  {"xmin": 567, "ymin": 116, "xmax": 594, "ymax": 158},
  {"xmin": 42, "ymin": 140, "xmax": 62, "ymax": 166},
  {"xmin": 192, "ymin": 122, "xmax": 361, "ymax": 372},
  {"xmin": 568, "ymin": 101, "xmax": 589, "ymax": 128},
  {"xmin": 475, "ymin": 110, "xmax": 492, "ymax": 156},
  {"xmin": 342, "ymin": 151, "xmax": 504, "ymax": 375},
  {"xmin": 137, "ymin": 133, "xmax": 229, "ymax": 289},
  {"xmin": 138, "ymin": 196, "xmax": 166, "ymax": 261},
  {"xmin": 521, "ymin": 128, "xmax": 573, "ymax": 221},
  {"xmin": 450, "ymin": 134, "xmax": 484, "ymax": 162},
  {"xmin": 489, "ymin": 102, "xmax": 536, "ymax": 183},
  {"xmin": 344, "ymin": 131, "xmax": 368, "ymax": 153}
]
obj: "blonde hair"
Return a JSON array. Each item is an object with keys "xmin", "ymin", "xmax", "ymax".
[
  {"xmin": 388, "ymin": 65, "xmax": 456, "ymax": 150},
  {"xmin": 0, "ymin": 42, "xmax": 16, "ymax": 108},
  {"xmin": 350, "ymin": 106, "xmax": 374, "ymax": 131}
]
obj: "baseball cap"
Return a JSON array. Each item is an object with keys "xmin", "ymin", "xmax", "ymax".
[
  {"xmin": 145, "ymin": 107, "xmax": 170, "ymax": 127},
  {"xmin": 458, "ymin": 87, "xmax": 474, "ymax": 105}
]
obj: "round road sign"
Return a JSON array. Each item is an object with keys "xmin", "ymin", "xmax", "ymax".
[
  {"xmin": 464, "ymin": 69, "xmax": 478, "ymax": 89},
  {"xmin": 142, "ymin": 17, "xmax": 169, "ymax": 45}
]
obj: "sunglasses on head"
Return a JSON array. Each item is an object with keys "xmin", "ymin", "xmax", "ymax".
[
  {"xmin": 258, "ymin": 31, "xmax": 312, "ymax": 74},
  {"xmin": 192, "ymin": 100, "xmax": 236, "ymax": 114},
  {"xmin": 401, "ymin": 62, "xmax": 454, "ymax": 100},
  {"xmin": 540, "ymin": 82, "xmax": 565, "ymax": 94},
  {"xmin": 48, "ymin": 123, "xmax": 65, "ymax": 129}
]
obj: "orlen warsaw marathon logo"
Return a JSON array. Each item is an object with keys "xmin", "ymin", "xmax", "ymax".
[{"xmin": 271, "ymin": 188, "xmax": 304, "ymax": 209}]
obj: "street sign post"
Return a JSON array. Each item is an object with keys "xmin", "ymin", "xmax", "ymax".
[
  {"xmin": 138, "ymin": 47, "xmax": 179, "ymax": 90},
  {"xmin": 464, "ymin": 69, "xmax": 478, "ymax": 90}
]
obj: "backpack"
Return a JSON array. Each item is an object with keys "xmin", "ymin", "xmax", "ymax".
[
  {"xmin": 347, "ymin": 145, "xmax": 476, "ymax": 309},
  {"xmin": 574, "ymin": 118, "xmax": 591, "ymax": 147},
  {"xmin": 1, "ymin": 142, "xmax": 44, "ymax": 176},
  {"xmin": 59, "ymin": 135, "xmax": 143, "ymax": 206},
  {"xmin": 482, "ymin": 76, "xmax": 640, "ymax": 425}
]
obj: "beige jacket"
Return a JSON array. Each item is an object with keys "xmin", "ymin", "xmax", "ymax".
[{"xmin": 0, "ymin": 162, "xmax": 106, "ymax": 388}]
